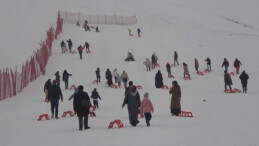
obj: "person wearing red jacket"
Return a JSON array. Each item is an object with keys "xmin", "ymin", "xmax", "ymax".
[
  {"xmin": 234, "ymin": 58, "xmax": 242, "ymax": 74},
  {"xmin": 77, "ymin": 45, "xmax": 84, "ymax": 59},
  {"xmin": 194, "ymin": 58, "xmax": 199, "ymax": 73},
  {"xmin": 140, "ymin": 92, "xmax": 154, "ymax": 127}
]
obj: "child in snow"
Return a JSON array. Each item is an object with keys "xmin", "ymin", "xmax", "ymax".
[
  {"xmin": 128, "ymin": 28, "xmax": 132, "ymax": 36},
  {"xmin": 166, "ymin": 62, "xmax": 172, "ymax": 77},
  {"xmin": 96, "ymin": 68, "xmax": 101, "ymax": 82},
  {"xmin": 116, "ymin": 73, "xmax": 122, "ymax": 87},
  {"xmin": 91, "ymin": 88, "xmax": 101, "ymax": 109},
  {"xmin": 140, "ymin": 92, "xmax": 154, "ymax": 126},
  {"xmin": 145, "ymin": 58, "xmax": 151, "ymax": 71}
]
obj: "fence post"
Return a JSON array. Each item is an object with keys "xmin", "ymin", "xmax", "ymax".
[
  {"xmin": 0, "ymin": 70, "xmax": 2, "ymax": 100},
  {"xmin": 105, "ymin": 14, "xmax": 106, "ymax": 24}
]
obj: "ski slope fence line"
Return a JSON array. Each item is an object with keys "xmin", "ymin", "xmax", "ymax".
[
  {"xmin": 60, "ymin": 11, "xmax": 138, "ymax": 25},
  {"xmin": 0, "ymin": 12, "xmax": 63, "ymax": 101}
]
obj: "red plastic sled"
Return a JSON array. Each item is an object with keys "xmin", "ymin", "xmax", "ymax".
[
  {"xmin": 108, "ymin": 119, "xmax": 124, "ymax": 129},
  {"xmin": 90, "ymin": 26, "xmax": 95, "ymax": 29},
  {"xmin": 38, "ymin": 114, "xmax": 50, "ymax": 121},
  {"xmin": 184, "ymin": 76, "xmax": 191, "ymax": 80},
  {"xmin": 72, "ymin": 51, "xmax": 76, "ymax": 54},
  {"xmin": 156, "ymin": 64, "xmax": 160, "ymax": 67},
  {"xmin": 86, "ymin": 50, "xmax": 91, "ymax": 54},
  {"xmin": 143, "ymin": 62, "xmax": 147, "ymax": 65},
  {"xmin": 162, "ymin": 85, "xmax": 169, "ymax": 89},
  {"xmin": 171, "ymin": 64, "xmax": 176, "ymax": 67},
  {"xmin": 204, "ymin": 68, "xmax": 210, "ymax": 73},
  {"xmin": 111, "ymin": 84, "xmax": 118, "ymax": 88},
  {"xmin": 197, "ymin": 71, "xmax": 204, "ymax": 75},
  {"xmin": 230, "ymin": 72, "xmax": 235, "ymax": 76},
  {"xmin": 89, "ymin": 112, "xmax": 96, "ymax": 117},
  {"xmin": 70, "ymin": 84, "xmax": 76, "ymax": 90},
  {"xmin": 136, "ymin": 85, "xmax": 143, "ymax": 89},
  {"xmin": 179, "ymin": 111, "xmax": 193, "ymax": 118},
  {"xmin": 139, "ymin": 112, "xmax": 144, "ymax": 118},
  {"xmin": 225, "ymin": 88, "xmax": 241, "ymax": 93},
  {"xmin": 62, "ymin": 111, "xmax": 74, "ymax": 117},
  {"xmin": 44, "ymin": 98, "xmax": 49, "ymax": 102},
  {"xmin": 130, "ymin": 34, "xmax": 134, "ymax": 36},
  {"xmin": 92, "ymin": 80, "xmax": 98, "ymax": 84},
  {"xmin": 168, "ymin": 74, "xmax": 174, "ymax": 78}
]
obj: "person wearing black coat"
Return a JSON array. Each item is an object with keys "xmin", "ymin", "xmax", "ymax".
[
  {"xmin": 224, "ymin": 71, "xmax": 232, "ymax": 91},
  {"xmin": 205, "ymin": 57, "xmax": 211, "ymax": 71},
  {"xmin": 66, "ymin": 39, "xmax": 73, "ymax": 53},
  {"xmin": 105, "ymin": 69, "xmax": 113, "ymax": 87},
  {"xmin": 91, "ymin": 88, "xmax": 101, "ymax": 109},
  {"xmin": 44, "ymin": 79, "xmax": 51, "ymax": 92},
  {"xmin": 60, "ymin": 40, "xmax": 66, "ymax": 53},
  {"xmin": 74, "ymin": 85, "xmax": 91, "ymax": 131},
  {"xmin": 155, "ymin": 70, "xmax": 163, "ymax": 88},
  {"xmin": 122, "ymin": 86, "xmax": 141, "ymax": 126},
  {"xmin": 166, "ymin": 62, "xmax": 172, "ymax": 77},
  {"xmin": 85, "ymin": 41, "xmax": 90, "ymax": 52},
  {"xmin": 48, "ymin": 80, "xmax": 63, "ymax": 119},
  {"xmin": 222, "ymin": 58, "xmax": 229, "ymax": 72},
  {"xmin": 62, "ymin": 70, "xmax": 72, "ymax": 89},
  {"xmin": 137, "ymin": 28, "xmax": 141, "ymax": 37},
  {"xmin": 96, "ymin": 68, "xmax": 101, "ymax": 82},
  {"xmin": 174, "ymin": 51, "xmax": 179, "ymax": 66},
  {"xmin": 55, "ymin": 71, "xmax": 61, "ymax": 87},
  {"xmin": 239, "ymin": 70, "xmax": 249, "ymax": 93}
]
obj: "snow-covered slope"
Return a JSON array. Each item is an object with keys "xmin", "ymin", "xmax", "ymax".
[{"xmin": 1, "ymin": 0, "xmax": 259, "ymax": 146}]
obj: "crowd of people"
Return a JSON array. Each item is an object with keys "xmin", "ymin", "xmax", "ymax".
[{"xmin": 43, "ymin": 20, "xmax": 249, "ymax": 131}]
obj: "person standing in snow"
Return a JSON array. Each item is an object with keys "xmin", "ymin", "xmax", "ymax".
[
  {"xmin": 69, "ymin": 87, "xmax": 79, "ymax": 114},
  {"xmin": 137, "ymin": 28, "xmax": 141, "ymax": 37},
  {"xmin": 121, "ymin": 70, "xmax": 129, "ymax": 89},
  {"xmin": 91, "ymin": 88, "xmax": 101, "ymax": 109},
  {"xmin": 128, "ymin": 28, "xmax": 132, "ymax": 36},
  {"xmin": 95, "ymin": 26, "xmax": 100, "ymax": 32},
  {"xmin": 222, "ymin": 58, "xmax": 229, "ymax": 72},
  {"xmin": 66, "ymin": 39, "xmax": 73, "ymax": 53},
  {"xmin": 140, "ymin": 92, "xmax": 154, "ymax": 127},
  {"xmin": 205, "ymin": 57, "xmax": 211, "ymax": 71},
  {"xmin": 169, "ymin": 81, "xmax": 181, "ymax": 116},
  {"xmin": 105, "ymin": 68, "xmax": 113, "ymax": 87},
  {"xmin": 116, "ymin": 73, "xmax": 122, "ymax": 87},
  {"xmin": 122, "ymin": 86, "xmax": 141, "ymax": 126},
  {"xmin": 151, "ymin": 53, "xmax": 158, "ymax": 69},
  {"xmin": 145, "ymin": 58, "xmax": 151, "ymax": 71},
  {"xmin": 174, "ymin": 51, "xmax": 179, "ymax": 66},
  {"xmin": 194, "ymin": 58, "xmax": 199, "ymax": 73},
  {"xmin": 234, "ymin": 58, "xmax": 242, "ymax": 74},
  {"xmin": 62, "ymin": 70, "xmax": 72, "ymax": 90},
  {"xmin": 74, "ymin": 85, "xmax": 91, "ymax": 131},
  {"xmin": 60, "ymin": 40, "xmax": 66, "ymax": 53},
  {"xmin": 85, "ymin": 41, "xmax": 90, "ymax": 53},
  {"xmin": 155, "ymin": 70, "xmax": 163, "ymax": 88},
  {"xmin": 166, "ymin": 62, "xmax": 172, "ymax": 77},
  {"xmin": 224, "ymin": 70, "xmax": 233, "ymax": 92},
  {"xmin": 44, "ymin": 79, "xmax": 51, "ymax": 100},
  {"xmin": 55, "ymin": 71, "xmax": 61, "ymax": 87},
  {"xmin": 183, "ymin": 62, "xmax": 190, "ymax": 79},
  {"xmin": 77, "ymin": 45, "xmax": 84, "ymax": 59},
  {"xmin": 95, "ymin": 67, "xmax": 101, "ymax": 82},
  {"xmin": 239, "ymin": 70, "xmax": 249, "ymax": 93},
  {"xmin": 48, "ymin": 80, "xmax": 63, "ymax": 119},
  {"xmin": 113, "ymin": 68, "xmax": 118, "ymax": 83},
  {"xmin": 44, "ymin": 79, "xmax": 51, "ymax": 93}
]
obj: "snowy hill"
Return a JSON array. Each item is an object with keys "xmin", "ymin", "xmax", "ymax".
[{"xmin": 1, "ymin": 0, "xmax": 259, "ymax": 146}]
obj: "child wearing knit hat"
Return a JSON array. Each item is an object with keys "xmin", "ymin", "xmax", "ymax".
[{"xmin": 140, "ymin": 92, "xmax": 154, "ymax": 126}]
